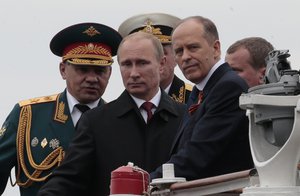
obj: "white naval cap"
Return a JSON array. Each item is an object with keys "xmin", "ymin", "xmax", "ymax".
[{"xmin": 118, "ymin": 13, "xmax": 181, "ymax": 44}]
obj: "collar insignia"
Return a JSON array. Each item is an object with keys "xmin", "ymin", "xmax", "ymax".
[
  {"xmin": 0, "ymin": 126, "xmax": 6, "ymax": 137},
  {"xmin": 54, "ymin": 100, "xmax": 68, "ymax": 123}
]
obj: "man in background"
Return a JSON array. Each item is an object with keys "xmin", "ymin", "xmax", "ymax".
[
  {"xmin": 0, "ymin": 22, "xmax": 122, "ymax": 196},
  {"xmin": 118, "ymin": 13, "xmax": 192, "ymax": 103},
  {"xmin": 226, "ymin": 37, "xmax": 274, "ymax": 88}
]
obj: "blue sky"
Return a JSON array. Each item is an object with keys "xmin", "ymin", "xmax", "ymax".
[{"xmin": 1, "ymin": 0, "xmax": 300, "ymax": 195}]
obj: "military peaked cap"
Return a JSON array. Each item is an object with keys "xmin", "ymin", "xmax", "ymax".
[
  {"xmin": 50, "ymin": 22, "xmax": 122, "ymax": 66},
  {"xmin": 118, "ymin": 13, "xmax": 180, "ymax": 44}
]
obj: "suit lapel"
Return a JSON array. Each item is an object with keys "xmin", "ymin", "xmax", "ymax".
[
  {"xmin": 169, "ymin": 86, "xmax": 198, "ymax": 154},
  {"xmin": 170, "ymin": 63, "xmax": 231, "ymax": 154},
  {"xmin": 156, "ymin": 90, "xmax": 183, "ymax": 120},
  {"xmin": 115, "ymin": 90, "xmax": 143, "ymax": 121},
  {"xmin": 202, "ymin": 63, "xmax": 231, "ymax": 98}
]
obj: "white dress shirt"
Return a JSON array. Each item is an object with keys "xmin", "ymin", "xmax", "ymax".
[{"xmin": 66, "ymin": 90, "xmax": 100, "ymax": 126}]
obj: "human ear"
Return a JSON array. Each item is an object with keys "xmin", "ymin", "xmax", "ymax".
[
  {"xmin": 59, "ymin": 62, "xmax": 67, "ymax": 80},
  {"xmin": 159, "ymin": 56, "xmax": 167, "ymax": 74},
  {"xmin": 258, "ymin": 67, "xmax": 266, "ymax": 84}
]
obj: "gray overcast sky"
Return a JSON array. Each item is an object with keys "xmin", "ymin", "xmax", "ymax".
[{"xmin": 1, "ymin": 0, "xmax": 300, "ymax": 195}]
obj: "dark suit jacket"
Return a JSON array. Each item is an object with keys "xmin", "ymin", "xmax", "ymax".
[
  {"xmin": 168, "ymin": 75, "xmax": 192, "ymax": 104},
  {"xmin": 38, "ymin": 90, "xmax": 185, "ymax": 196},
  {"xmin": 151, "ymin": 63, "xmax": 253, "ymax": 180},
  {"xmin": 0, "ymin": 90, "xmax": 105, "ymax": 196}
]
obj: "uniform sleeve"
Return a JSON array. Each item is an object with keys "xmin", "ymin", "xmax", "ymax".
[{"xmin": 0, "ymin": 104, "xmax": 20, "ymax": 194}]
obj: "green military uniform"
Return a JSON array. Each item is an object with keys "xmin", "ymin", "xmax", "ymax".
[
  {"xmin": 0, "ymin": 22, "xmax": 122, "ymax": 196},
  {"xmin": 168, "ymin": 75, "xmax": 192, "ymax": 104},
  {"xmin": 0, "ymin": 91, "xmax": 106, "ymax": 195}
]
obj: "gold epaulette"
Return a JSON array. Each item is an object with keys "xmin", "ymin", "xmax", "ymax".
[
  {"xmin": 18, "ymin": 94, "xmax": 59, "ymax": 107},
  {"xmin": 185, "ymin": 83, "xmax": 193, "ymax": 91}
]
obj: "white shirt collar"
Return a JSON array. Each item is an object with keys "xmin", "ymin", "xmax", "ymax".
[
  {"xmin": 66, "ymin": 90, "xmax": 100, "ymax": 126},
  {"xmin": 195, "ymin": 58, "xmax": 224, "ymax": 91},
  {"xmin": 164, "ymin": 82, "xmax": 172, "ymax": 94},
  {"xmin": 66, "ymin": 90, "xmax": 100, "ymax": 113},
  {"xmin": 130, "ymin": 88, "xmax": 161, "ymax": 108}
]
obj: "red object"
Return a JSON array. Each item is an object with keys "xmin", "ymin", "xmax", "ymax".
[
  {"xmin": 188, "ymin": 91, "xmax": 204, "ymax": 115},
  {"xmin": 110, "ymin": 164, "xmax": 149, "ymax": 195},
  {"xmin": 141, "ymin": 102, "xmax": 154, "ymax": 123}
]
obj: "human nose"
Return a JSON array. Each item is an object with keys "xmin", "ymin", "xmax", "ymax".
[
  {"xmin": 181, "ymin": 49, "xmax": 191, "ymax": 62},
  {"xmin": 129, "ymin": 65, "xmax": 140, "ymax": 78},
  {"xmin": 85, "ymin": 71, "xmax": 99, "ymax": 82}
]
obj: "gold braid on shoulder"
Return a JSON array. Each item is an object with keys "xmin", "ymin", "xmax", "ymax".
[{"xmin": 14, "ymin": 105, "xmax": 65, "ymax": 187}]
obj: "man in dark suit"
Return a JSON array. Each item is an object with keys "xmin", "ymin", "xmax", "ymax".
[
  {"xmin": 151, "ymin": 16, "xmax": 253, "ymax": 181},
  {"xmin": 38, "ymin": 32, "xmax": 186, "ymax": 196},
  {"xmin": 118, "ymin": 13, "xmax": 192, "ymax": 103},
  {"xmin": 0, "ymin": 22, "xmax": 122, "ymax": 196}
]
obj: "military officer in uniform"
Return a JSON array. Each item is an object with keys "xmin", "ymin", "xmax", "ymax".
[
  {"xmin": 118, "ymin": 13, "xmax": 192, "ymax": 103},
  {"xmin": 0, "ymin": 22, "xmax": 122, "ymax": 196}
]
